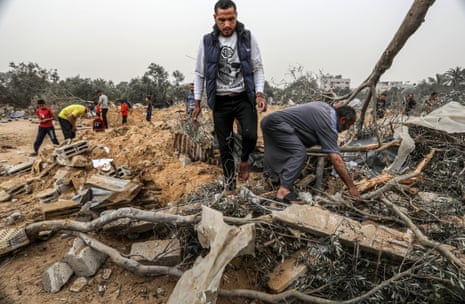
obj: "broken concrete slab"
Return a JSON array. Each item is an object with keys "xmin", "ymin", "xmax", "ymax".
[
  {"xmin": 69, "ymin": 277, "xmax": 88, "ymax": 292},
  {"xmin": 0, "ymin": 227, "xmax": 30, "ymax": 256},
  {"xmin": 6, "ymin": 159, "xmax": 34, "ymax": 175},
  {"xmin": 167, "ymin": 206, "xmax": 255, "ymax": 304},
  {"xmin": 272, "ymin": 204, "xmax": 414, "ymax": 259},
  {"xmin": 64, "ymin": 238, "xmax": 107, "ymax": 277},
  {"xmin": 37, "ymin": 188, "xmax": 59, "ymax": 204},
  {"xmin": 0, "ymin": 189, "xmax": 11, "ymax": 202},
  {"xmin": 84, "ymin": 174, "xmax": 142, "ymax": 208},
  {"xmin": 53, "ymin": 168, "xmax": 73, "ymax": 193},
  {"xmin": 130, "ymin": 239, "xmax": 181, "ymax": 266},
  {"xmin": 41, "ymin": 200, "xmax": 80, "ymax": 219},
  {"xmin": 0, "ymin": 176, "xmax": 31, "ymax": 196},
  {"xmin": 42, "ymin": 261, "xmax": 74, "ymax": 293},
  {"xmin": 53, "ymin": 140, "xmax": 90, "ymax": 166}
]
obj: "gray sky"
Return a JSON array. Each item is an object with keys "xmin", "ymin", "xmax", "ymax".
[{"xmin": 1, "ymin": 0, "xmax": 464, "ymax": 87}]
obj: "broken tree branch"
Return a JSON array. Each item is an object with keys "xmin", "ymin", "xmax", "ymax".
[
  {"xmin": 74, "ymin": 232, "xmax": 183, "ymax": 277},
  {"xmin": 381, "ymin": 197, "xmax": 465, "ymax": 269},
  {"xmin": 218, "ymin": 262, "xmax": 420, "ymax": 304}
]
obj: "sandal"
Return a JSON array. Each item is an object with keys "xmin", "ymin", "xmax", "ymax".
[{"xmin": 277, "ymin": 192, "xmax": 305, "ymax": 205}]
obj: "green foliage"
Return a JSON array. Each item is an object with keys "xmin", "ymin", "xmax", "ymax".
[
  {"xmin": 1, "ymin": 62, "xmax": 58, "ymax": 107},
  {"xmin": 1, "ymin": 61, "xmax": 463, "ymax": 109}
]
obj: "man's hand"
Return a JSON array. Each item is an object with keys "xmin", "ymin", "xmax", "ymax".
[
  {"xmin": 348, "ymin": 186, "xmax": 361, "ymax": 200},
  {"xmin": 192, "ymin": 102, "xmax": 201, "ymax": 121},
  {"xmin": 256, "ymin": 95, "xmax": 267, "ymax": 113}
]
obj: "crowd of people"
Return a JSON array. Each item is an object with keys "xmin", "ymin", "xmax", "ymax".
[{"xmin": 29, "ymin": 0, "xmax": 444, "ymax": 204}]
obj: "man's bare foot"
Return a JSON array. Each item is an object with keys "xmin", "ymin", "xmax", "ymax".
[
  {"xmin": 238, "ymin": 161, "xmax": 249, "ymax": 182},
  {"xmin": 276, "ymin": 187, "xmax": 304, "ymax": 204}
]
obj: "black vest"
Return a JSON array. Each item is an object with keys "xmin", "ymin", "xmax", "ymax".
[{"xmin": 203, "ymin": 22, "xmax": 256, "ymax": 110}]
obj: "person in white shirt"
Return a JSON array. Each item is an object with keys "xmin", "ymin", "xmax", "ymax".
[
  {"xmin": 193, "ymin": 0, "xmax": 267, "ymax": 192},
  {"xmin": 97, "ymin": 90, "xmax": 109, "ymax": 129}
]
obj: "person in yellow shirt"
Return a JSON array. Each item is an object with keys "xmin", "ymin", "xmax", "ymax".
[{"xmin": 58, "ymin": 104, "xmax": 90, "ymax": 141}]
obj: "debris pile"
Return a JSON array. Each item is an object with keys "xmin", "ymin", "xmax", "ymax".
[{"xmin": 0, "ymin": 103, "xmax": 464, "ymax": 303}]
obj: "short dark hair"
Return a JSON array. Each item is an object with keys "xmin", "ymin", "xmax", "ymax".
[
  {"xmin": 214, "ymin": 0, "xmax": 236, "ymax": 13},
  {"xmin": 146, "ymin": 95, "xmax": 151, "ymax": 100},
  {"xmin": 37, "ymin": 99, "xmax": 46, "ymax": 105},
  {"xmin": 336, "ymin": 105, "xmax": 356, "ymax": 121}
]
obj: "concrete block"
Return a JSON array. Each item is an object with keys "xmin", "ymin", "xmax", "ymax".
[
  {"xmin": 130, "ymin": 239, "xmax": 181, "ymax": 266},
  {"xmin": 42, "ymin": 261, "xmax": 74, "ymax": 293},
  {"xmin": 64, "ymin": 238, "xmax": 107, "ymax": 277}
]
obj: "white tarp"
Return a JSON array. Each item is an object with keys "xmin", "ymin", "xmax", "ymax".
[{"xmin": 405, "ymin": 101, "xmax": 465, "ymax": 134}]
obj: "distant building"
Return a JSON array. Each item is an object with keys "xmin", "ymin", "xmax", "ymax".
[
  {"xmin": 377, "ymin": 81, "xmax": 415, "ymax": 93},
  {"xmin": 320, "ymin": 75, "xmax": 350, "ymax": 90}
]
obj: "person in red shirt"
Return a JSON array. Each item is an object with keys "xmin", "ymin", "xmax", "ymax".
[
  {"xmin": 94, "ymin": 102, "xmax": 102, "ymax": 118},
  {"xmin": 120, "ymin": 100, "xmax": 129, "ymax": 125},
  {"xmin": 32, "ymin": 99, "xmax": 59, "ymax": 156}
]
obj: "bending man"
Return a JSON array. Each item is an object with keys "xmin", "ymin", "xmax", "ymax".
[
  {"xmin": 261, "ymin": 101, "xmax": 361, "ymax": 203},
  {"xmin": 57, "ymin": 104, "xmax": 90, "ymax": 143}
]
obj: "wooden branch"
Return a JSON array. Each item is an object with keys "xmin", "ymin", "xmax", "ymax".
[
  {"xmin": 25, "ymin": 207, "xmax": 199, "ymax": 240},
  {"xmin": 356, "ymin": 148, "xmax": 434, "ymax": 194},
  {"xmin": 381, "ymin": 197, "xmax": 465, "ymax": 269},
  {"xmin": 74, "ymin": 232, "xmax": 183, "ymax": 277},
  {"xmin": 306, "ymin": 139, "xmax": 401, "ymax": 154},
  {"xmin": 360, "ymin": 172, "xmax": 419, "ymax": 198},
  {"xmin": 218, "ymin": 264, "xmax": 418, "ymax": 304}
]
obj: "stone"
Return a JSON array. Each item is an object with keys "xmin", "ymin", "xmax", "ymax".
[
  {"xmin": 64, "ymin": 238, "xmax": 107, "ymax": 277},
  {"xmin": 42, "ymin": 262, "xmax": 74, "ymax": 293}
]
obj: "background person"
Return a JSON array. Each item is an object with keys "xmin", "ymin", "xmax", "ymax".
[
  {"xmin": 31, "ymin": 99, "xmax": 59, "ymax": 156},
  {"xmin": 57, "ymin": 104, "xmax": 90, "ymax": 142},
  {"xmin": 120, "ymin": 100, "xmax": 129, "ymax": 125},
  {"xmin": 97, "ymin": 90, "xmax": 109, "ymax": 128},
  {"xmin": 145, "ymin": 95, "xmax": 153, "ymax": 123},
  {"xmin": 186, "ymin": 83, "xmax": 195, "ymax": 116},
  {"xmin": 261, "ymin": 102, "xmax": 361, "ymax": 203},
  {"xmin": 192, "ymin": 0, "xmax": 267, "ymax": 192},
  {"xmin": 376, "ymin": 92, "xmax": 387, "ymax": 119},
  {"xmin": 425, "ymin": 92, "xmax": 438, "ymax": 113},
  {"xmin": 404, "ymin": 93, "xmax": 416, "ymax": 117}
]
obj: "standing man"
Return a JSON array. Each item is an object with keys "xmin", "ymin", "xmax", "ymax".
[
  {"xmin": 31, "ymin": 99, "xmax": 59, "ymax": 156},
  {"xmin": 57, "ymin": 104, "xmax": 90, "ymax": 143},
  {"xmin": 425, "ymin": 92, "xmax": 438, "ymax": 113},
  {"xmin": 145, "ymin": 95, "xmax": 153, "ymax": 123},
  {"xmin": 261, "ymin": 102, "xmax": 361, "ymax": 203},
  {"xmin": 185, "ymin": 83, "xmax": 195, "ymax": 116},
  {"xmin": 376, "ymin": 92, "xmax": 387, "ymax": 119},
  {"xmin": 193, "ymin": 0, "xmax": 267, "ymax": 192},
  {"xmin": 404, "ymin": 93, "xmax": 416, "ymax": 117},
  {"xmin": 97, "ymin": 90, "xmax": 109, "ymax": 129}
]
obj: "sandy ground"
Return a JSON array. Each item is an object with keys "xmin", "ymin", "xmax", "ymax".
[
  {"xmin": 0, "ymin": 118, "xmax": 47, "ymax": 165},
  {"xmin": 0, "ymin": 105, "xmax": 269, "ymax": 304}
]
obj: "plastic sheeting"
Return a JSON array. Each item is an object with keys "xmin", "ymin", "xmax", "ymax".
[{"xmin": 405, "ymin": 101, "xmax": 465, "ymax": 134}]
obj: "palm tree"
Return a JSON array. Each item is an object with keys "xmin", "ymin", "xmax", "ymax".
[{"xmin": 444, "ymin": 66, "xmax": 465, "ymax": 87}]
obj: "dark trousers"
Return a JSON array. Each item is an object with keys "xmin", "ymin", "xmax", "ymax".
[
  {"xmin": 58, "ymin": 117, "xmax": 75, "ymax": 139},
  {"xmin": 33, "ymin": 126, "xmax": 59, "ymax": 153},
  {"xmin": 102, "ymin": 108, "xmax": 109, "ymax": 128},
  {"xmin": 213, "ymin": 95, "xmax": 257, "ymax": 190},
  {"xmin": 122, "ymin": 115, "xmax": 127, "ymax": 124}
]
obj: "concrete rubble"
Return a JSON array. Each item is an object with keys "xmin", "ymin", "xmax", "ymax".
[
  {"xmin": 168, "ymin": 206, "xmax": 255, "ymax": 304},
  {"xmin": 272, "ymin": 204, "xmax": 415, "ymax": 259},
  {"xmin": 64, "ymin": 237, "xmax": 107, "ymax": 277},
  {"xmin": 130, "ymin": 239, "xmax": 181, "ymax": 266}
]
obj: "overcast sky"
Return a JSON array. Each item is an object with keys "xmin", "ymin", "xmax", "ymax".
[{"xmin": 0, "ymin": 0, "xmax": 464, "ymax": 87}]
